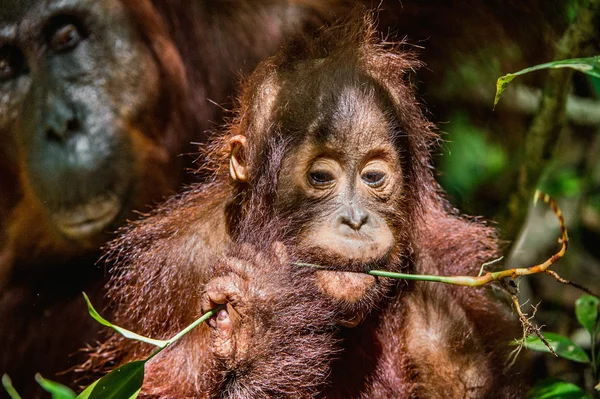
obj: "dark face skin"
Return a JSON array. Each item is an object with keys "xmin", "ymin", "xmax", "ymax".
[
  {"xmin": 276, "ymin": 85, "xmax": 404, "ymax": 304},
  {"xmin": 0, "ymin": 0, "xmax": 159, "ymax": 242}
]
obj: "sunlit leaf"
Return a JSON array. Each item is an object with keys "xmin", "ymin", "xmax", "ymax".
[
  {"xmin": 575, "ymin": 295, "xmax": 599, "ymax": 335},
  {"xmin": 494, "ymin": 56, "xmax": 600, "ymax": 107},
  {"xmin": 528, "ymin": 378, "xmax": 590, "ymax": 399},
  {"xmin": 76, "ymin": 380, "xmax": 140, "ymax": 399},
  {"xmin": 75, "ymin": 380, "xmax": 98, "ymax": 399},
  {"xmin": 2, "ymin": 375, "xmax": 22, "ymax": 399},
  {"xmin": 78, "ymin": 361, "xmax": 144, "ymax": 399},
  {"xmin": 494, "ymin": 74, "xmax": 517, "ymax": 107},
  {"xmin": 35, "ymin": 374, "xmax": 76, "ymax": 399},
  {"xmin": 83, "ymin": 293, "xmax": 168, "ymax": 348},
  {"xmin": 523, "ymin": 332, "xmax": 590, "ymax": 363}
]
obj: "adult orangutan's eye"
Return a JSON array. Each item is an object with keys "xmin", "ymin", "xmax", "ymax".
[
  {"xmin": 0, "ymin": 45, "xmax": 26, "ymax": 82},
  {"xmin": 45, "ymin": 15, "xmax": 88, "ymax": 53}
]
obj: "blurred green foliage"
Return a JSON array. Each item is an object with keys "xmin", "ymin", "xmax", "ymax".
[
  {"xmin": 539, "ymin": 168, "xmax": 584, "ymax": 198},
  {"xmin": 438, "ymin": 112, "xmax": 506, "ymax": 204}
]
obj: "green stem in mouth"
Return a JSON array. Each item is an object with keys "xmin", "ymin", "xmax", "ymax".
[
  {"xmin": 293, "ymin": 262, "xmax": 539, "ymax": 287},
  {"xmin": 295, "ymin": 262, "xmax": 475, "ymax": 285}
]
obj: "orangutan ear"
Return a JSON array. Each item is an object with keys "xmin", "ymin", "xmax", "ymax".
[{"xmin": 229, "ymin": 135, "xmax": 248, "ymax": 182}]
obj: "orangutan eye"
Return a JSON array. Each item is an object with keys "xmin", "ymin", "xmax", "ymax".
[
  {"xmin": 0, "ymin": 45, "xmax": 26, "ymax": 82},
  {"xmin": 45, "ymin": 15, "xmax": 88, "ymax": 53},
  {"xmin": 307, "ymin": 157, "xmax": 340, "ymax": 189},
  {"xmin": 361, "ymin": 171, "xmax": 386, "ymax": 187},
  {"xmin": 51, "ymin": 24, "xmax": 81, "ymax": 52},
  {"xmin": 309, "ymin": 170, "xmax": 335, "ymax": 186}
]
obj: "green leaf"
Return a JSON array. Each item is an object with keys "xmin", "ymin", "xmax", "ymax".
[
  {"xmin": 75, "ymin": 380, "xmax": 98, "ymax": 399},
  {"xmin": 35, "ymin": 374, "xmax": 76, "ymax": 399},
  {"xmin": 494, "ymin": 74, "xmax": 517, "ymax": 108},
  {"xmin": 523, "ymin": 332, "xmax": 590, "ymax": 363},
  {"xmin": 575, "ymin": 295, "xmax": 599, "ymax": 335},
  {"xmin": 77, "ymin": 380, "xmax": 141, "ymax": 399},
  {"xmin": 2, "ymin": 375, "xmax": 23, "ymax": 399},
  {"xmin": 528, "ymin": 378, "xmax": 590, "ymax": 399},
  {"xmin": 82, "ymin": 292, "xmax": 168, "ymax": 348},
  {"xmin": 77, "ymin": 361, "xmax": 145, "ymax": 399},
  {"xmin": 77, "ymin": 299, "xmax": 223, "ymax": 399},
  {"xmin": 494, "ymin": 56, "xmax": 600, "ymax": 107}
]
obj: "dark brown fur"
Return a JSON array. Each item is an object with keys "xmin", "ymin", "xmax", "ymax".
[{"xmin": 87, "ymin": 15, "xmax": 524, "ymax": 399}]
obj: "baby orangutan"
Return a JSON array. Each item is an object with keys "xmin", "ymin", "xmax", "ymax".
[{"xmin": 86, "ymin": 16, "xmax": 525, "ymax": 398}]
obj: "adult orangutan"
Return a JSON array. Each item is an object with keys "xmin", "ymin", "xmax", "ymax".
[
  {"xmin": 0, "ymin": 0, "xmax": 344, "ymax": 396},
  {"xmin": 87, "ymin": 16, "xmax": 524, "ymax": 398}
]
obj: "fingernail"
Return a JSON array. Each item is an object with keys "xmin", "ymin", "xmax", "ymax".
[{"xmin": 217, "ymin": 309, "xmax": 228, "ymax": 321}]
